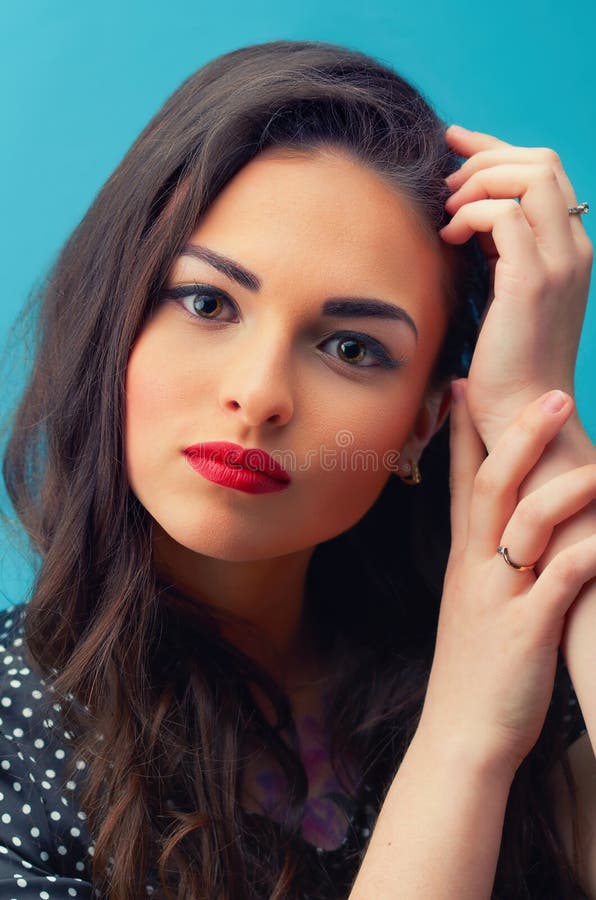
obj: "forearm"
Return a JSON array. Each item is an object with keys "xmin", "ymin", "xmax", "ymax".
[
  {"xmin": 517, "ymin": 410, "xmax": 596, "ymax": 753},
  {"xmin": 348, "ymin": 731, "xmax": 513, "ymax": 900}
]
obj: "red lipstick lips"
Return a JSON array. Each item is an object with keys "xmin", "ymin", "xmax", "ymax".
[{"xmin": 183, "ymin": 441, "xmax": 291, "ymax": 494}]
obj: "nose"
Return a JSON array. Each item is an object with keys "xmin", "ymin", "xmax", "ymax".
[{"xmin": 218, "ymin": 330, "xmax": 295, "ymax": 429}]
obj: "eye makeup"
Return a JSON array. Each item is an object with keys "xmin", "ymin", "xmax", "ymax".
[{"xmin": 160, "ymin": 283, "xmax": 409, "ymax": 372}]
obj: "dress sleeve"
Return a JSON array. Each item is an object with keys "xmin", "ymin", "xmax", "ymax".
[{"xmin": 0, "ymin": 731, "xmax": 93, "ymax": 899}]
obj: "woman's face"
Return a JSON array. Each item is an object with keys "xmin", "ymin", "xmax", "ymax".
[{"xmin": 125, "ymin": 146, "xmax": 452, "ymax": 563}]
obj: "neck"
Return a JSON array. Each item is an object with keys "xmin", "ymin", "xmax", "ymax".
[{"xmin": 151, "ymin": 523, "xmax": 319, "ymax": 688}]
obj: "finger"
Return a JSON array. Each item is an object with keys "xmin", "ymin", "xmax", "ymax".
[
  {"xmin": 448, "ymin": 378, "xmax": 487, "ymax": 555},
  {"xmin": 500, "ymin": 463, "xmax": 596, "ymax": 571},
  {"xmin": 439, "ymin": 199, "xmax": 542, "ymax": 278},
  {"xmin": 444, "ymin": 164, "xmax": 575, "ymax": 259},
  {"xmin": 445, "ymin": 148, "xmax": 579, "ymax": 210},
  {"xmin": 527, "ymin": 531, "xmax": 596, "ymax": 623},
  {"xmin": 466, "ymin": 390, "xmax": 575, "ymax": 558},
  {"xmin": 444, "ymin": 124, "xmax": 513, "ymax": 155}
]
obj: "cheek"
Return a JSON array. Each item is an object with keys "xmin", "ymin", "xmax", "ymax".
[
  {"xmin": 305, "ymin": 404, "xmax": 414, "ymax": 533},
  {"xmin": 123, "ymin": 336, "xmax": 181, "ymax": 496}
]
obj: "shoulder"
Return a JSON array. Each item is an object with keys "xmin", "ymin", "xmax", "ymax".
[
  {"xmin": 0, "ymin": 601, "xmax": 64, "ymax": 747},
  {"xmin": 0, "ymin": 601, "xmax": 96, "ymax": 881},
  {"xmin": 548, "ymin": 730, "xmax": 596, "ymax": 899}
]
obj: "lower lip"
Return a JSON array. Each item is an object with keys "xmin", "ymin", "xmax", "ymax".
[{"xmin": 184, "ymin": 453, "xmax": 290, "ymax": 494}]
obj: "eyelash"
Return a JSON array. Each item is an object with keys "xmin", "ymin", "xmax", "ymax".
[{"xmin": 162, "ymin": 284, "xmax": 406, "ymax": 371}]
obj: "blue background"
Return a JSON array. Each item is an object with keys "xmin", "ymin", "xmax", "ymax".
[{"xmin": 1, "ymin": 0, "xmax": 595, "ymax": 610}]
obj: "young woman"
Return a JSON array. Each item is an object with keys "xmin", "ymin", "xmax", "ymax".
[{"xmin": 0, "ymin": 39, "xmax": 594, "ymax": 900}]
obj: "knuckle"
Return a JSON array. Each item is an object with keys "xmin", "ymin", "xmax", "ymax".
[
  {"xmin": 539, "ymin": 147, "xmax": 562, "ymax": 169},
  {"xmin": 514, "ymin": 416, "xmax": 540, "ymax": 441},
  {"xmin": 535, "ymin": 163, "xmax": 558, "ymax": 184},
  {"xmin": 473, "ymin": 467, "xmax": 500, "ymax": 498},
  {"xmin": 502, "ymin": 199, "xmax": 524, "ymax": 218},
  {"xmin": 552, "ymin": 551, "xmax": 579, "ymax": 585},
  {"xmin": 548, "ymin": 259, "xmax": 576, "ymax": 287},
  {"xmin": 515, "ymin": 496, "xmax": 542, "ymax": 529}
]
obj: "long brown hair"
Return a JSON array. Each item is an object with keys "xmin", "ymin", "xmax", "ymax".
[{"xmin": 1, "ymin": 39, "xmax": 588, "ymax": 899}]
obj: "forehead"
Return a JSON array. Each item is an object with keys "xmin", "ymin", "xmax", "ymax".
[{"xmin": 187, "ymin": 147, "xmax": 446, "ymax": 289}]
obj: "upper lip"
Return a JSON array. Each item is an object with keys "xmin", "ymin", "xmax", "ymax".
[{"xmin": 183, "ymin": 441, "xmax": 291, "ymax": 482}]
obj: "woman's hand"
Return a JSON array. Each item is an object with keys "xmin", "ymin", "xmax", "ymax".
[
  {"xmin": 417, "ymin": 379, "xmax": 596, "ymax": 780},
  {"xmin": 440, "ymin": 125, "xmax": 593, "ymax": 452}
]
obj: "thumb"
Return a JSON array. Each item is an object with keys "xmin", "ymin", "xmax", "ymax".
[{"xmin": 449, "ymin": 378, "xmax": 488, "ymax": 555}]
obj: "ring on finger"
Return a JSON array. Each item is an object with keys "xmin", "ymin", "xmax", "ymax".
[{"xmin": 497, "ymin": 545, "xmax": 537, "ymax": 572}]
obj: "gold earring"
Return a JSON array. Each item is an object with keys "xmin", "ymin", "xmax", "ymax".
[{"xmin": 397, "ymin": 458, "xmax": 422, "ymax": 485}]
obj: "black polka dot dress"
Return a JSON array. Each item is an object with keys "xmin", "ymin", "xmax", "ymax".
[
  {"xmin": 0, "ymin": 601, "xmax": 587, "ymax": 899},
  {"xmin": 0, "ymin": 603, "xmax": 96, "ymax": 899},
  {"xmin": 0, "ymin": 602, "xmax": 379, "ymax": 899}
]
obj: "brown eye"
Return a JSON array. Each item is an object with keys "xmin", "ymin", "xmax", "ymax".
[
  {"xmin": 337, "ymin": 338, "xmax": 366, "ymax": 365},
  {"xmin": 162, "ymin": 284, "xmax": 239, "ymax": 323},
  {"xmin": 190, "ymin": 292, "xmax": 223, "ymax": 318}
]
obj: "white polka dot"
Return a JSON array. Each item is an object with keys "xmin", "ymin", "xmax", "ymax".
[
  {"xmin": 12, "ymin": 781, "xmax": 21, "ymax": 792},
  {"xmin": 11, "ymin": 836, "xmax": 21, "ymax": 847},
  {"xmin": 1, "ymin": 813, "xmax": 11, "ymax": 824},
  {"xmin": 54, "ymin": 748, "xmax": 66, "ymax": 759},
  {"xmin": 30, "ymin": 827, "xmax": 40, "ymax": 838},
  {"xmin": 45, "ymin": 769, "xmax": 56, "ymax": 778},
  {"xmin": 1, "ymin": 760, "xmax": 11, "ymax": 770},
  {"xmin": 57, "ymin": 844, "xmax": 68, "ymax": 854},
  {"xmin": 16, "ymin": 878, "xmax": 27, "ymax": 887},
  {"xmin": 12, "ymin": 728, "xmax": 24, "ymax": 739},
  {"xmin": 22, "ymin": 708, "xmax": 32, "ymax": 718},
  {"xmin": 49, "ymin": 811, "xmax": 61, "ymax": 821},
  {"xmin": 9, "ymin": 679, "xmax": 21, "ymax": 688},
  {"xmin": 40, "ymin": 850, "xmax": 49, "ymax": 861},
  {"xmin": 41, "ymin": 781, "xmax": 52, "ymax": 789},
  {"xmin": 34, "ymin": 738, "xmax": 45, "ymax": 748},
  {"xmin": 1, "ymin": 697, "xmax": 12, "ymax": 707},
  {"xmin": 75, "ymin": 759, "xmax": 86, "ymax": 770},
  {"xmin": 31, "ymin": 690, "xmax": 43, "ymax": 700},
  {"xmin": 3, "ymin": 655, "xmax": 14, "ymax": 664},
  {"xmin": 70, "ymin": 826, "xmax": 80, "ymax": 837},
  {"xmin": 40, "ymin": 893, "xmax": 50, "ymax": 899}
]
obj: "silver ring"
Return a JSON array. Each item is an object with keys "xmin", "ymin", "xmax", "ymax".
[
  {"xmin": 497, "ymin": 545, "xmax": 536, "ymax": 572},
  {"xmin": 568, "ymin": 202, "xmax": 589, "ymax": 215}
]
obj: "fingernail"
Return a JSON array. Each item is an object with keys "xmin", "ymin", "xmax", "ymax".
[{"xmin": 541, "ymin": 390, "xmax": 568, "ymax": 413}]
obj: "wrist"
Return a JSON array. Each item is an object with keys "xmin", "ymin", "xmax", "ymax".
[{"xmin": 413, "ymin": 715, "xmax": 518, "ymax": 789}]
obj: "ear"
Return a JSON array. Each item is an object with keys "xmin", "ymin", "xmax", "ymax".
[{"xmin": 398, "ymin": 379, "xmax": 453, "ymax": 470}]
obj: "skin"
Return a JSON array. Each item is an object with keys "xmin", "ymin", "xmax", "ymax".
[
  {"xmin": 122, "ymin": 136, "xmax": 596, "ymax": 859},
  {"xmin": 124, "ymin": 145, "xmax": 453, "ymax": 690}
]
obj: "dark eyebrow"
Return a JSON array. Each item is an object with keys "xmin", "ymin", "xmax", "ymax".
[{"xmin": 179, "ymin": 242, "xmax": 419, "ymax": 342}]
